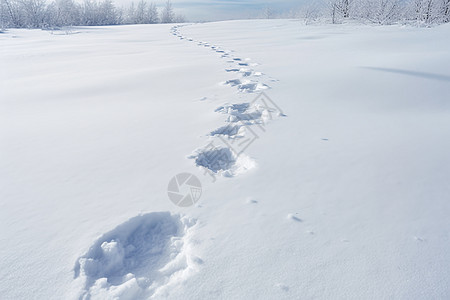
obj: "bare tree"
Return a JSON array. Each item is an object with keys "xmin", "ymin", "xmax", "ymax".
[
  {"xmin": 2, "ymin": 0, "xmax": 22, "ymax": 27},
  {"xmin": 53, "ymin": 0, "xmax": 79, "ymax": 26},
  {"xmin": 19, "ymin": 0, "xmax": 47, "ymax": 27},
  {"xmin": 330, "ymin": 0, "xmax": 353, "ymax": 23},
  {"xmin": 3, "ymin": 0, "xmax": 450, "ymax": 28},
  {"xmin": 442, "ymin": 0, "xmax": 450, "ymax": 22},
  {"xmin": 330, "ymin": 0, "xmax": 340, "ymax": 23},
  {"xmin": 303, "ymin": 3, "xmax": 323, "ymax": 25},
  {"xmin": 80, "ymin": 0, "xmax": 98, "ymax": 26},
  {"xmin": 98, "ymin": 0, "xmax": 117, "ymax": 25},
  {"xmin": 147, "ymin": 2, "xmax": 158, "ymax": 23},
  {"xmin": 160, "ymin": 0, "xmax": 174, "ymax": 23},
  {"xmin": 134, "ymin": 0, "xmax": 146, "ymax": 23},
  {"xmin": 1, "ymin": 0, "xmax": 7, "ymax": 29},
  {"xmin": 424, "ymin": 0, "xmax": 435, "ymax": 22},
  {"xmin": 358, "ymin": 0, "xmax": 401, "ymax": 24}
]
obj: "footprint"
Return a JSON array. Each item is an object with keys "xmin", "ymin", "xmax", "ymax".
[
  {"xmin": 287, "ymin": 213, "xmax": 302, "ymax": 222},
  {"xmin": 215, "ymin": 103, "xmax": 263, "ymax": 124},
  {"xmin": 238, "ymin": 82, "xmax": 270, "ymax": 93},
  {"xmin": 225, "ymin": 68, "xmax": 240, "ymax": 72},
  {"xmin": 190, "ymin": 145, "xmax": 256, "ymax": 177},
  {"xmin": 194, "ymin": 147, "xmax": 236, "ymax": 173},
  {"xmin": 210, "ymin": 124, "xmax": 243, "ymax": 137},
  {"xmin": 74, "ymin": 213, "xmax": 198, "ymax": 299},
  {"xmin": 225, "ymin": 79, "xmax": 242, "ymax": 87},
  {"xmin": 240, "ymin": 69, "xmax": 254, "ymax": 77},
  {"xmin": 225, "ymin": 79, "xmax": 269, "ymax": 93},
  {"xmin": 215, "ymin": 103, "xmax": 250, "ymax": 114},
  {"xmin": 276, "ymin": 283, "xmax": 290, "ymax": 292}
]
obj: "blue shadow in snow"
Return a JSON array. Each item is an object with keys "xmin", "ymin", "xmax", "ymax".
[{"xmin": 361, "ymin": 66, "xmax": 450, "ymax": 82}]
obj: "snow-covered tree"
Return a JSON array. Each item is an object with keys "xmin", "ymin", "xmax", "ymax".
[
  {"xmin": 336, "ymin": 0, "xmax": 352, "ymax": 18},
  {"xmin": 22, "ymin": 0, "xmax": 48, "ymax": 27},
  {"xmin": 98, "ymin": 0, "xmax": 117, "ymax": 25},
  {"xmin": 1, "ymin": 0, "xmax": 21, "ymax": 27},
  {"xmin": 438, "ymin": 0, "xmax": 450, "ymax": 21},
  {"xmin": 80, "ymin": 0, "xmax": 98, "ymax": 26},
  {"xmin": 357, "ymin": 0, "xmax": 401, "ymax": 24},
  {"xmin": 411, "ymin": 0, "xmax": 443, "ymax": 24},
  {"xmin": 135, "ymin": 0, "xmax": 146, "ymax": 23},
  {"xmin": 147, "ymin": 2, "xmax": 158, "ymax": 23},
  {"xmin": 303, "ymin": 3, "xmax": 324, "ymax": 25},
  {"xmin": 52, "ymin": 0, "xmax": 79, "ymax": 26},
  {"xmin": 160, "ymin": 0, "xmax": 174, "ymax": 23},
  {"xmin": 2, "ymin": 0, "xmax": 449, "ymax": 28}
]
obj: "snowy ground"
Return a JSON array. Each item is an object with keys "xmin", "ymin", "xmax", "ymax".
[{"xmin": 1, "ymin": 20, "xmax": 450, "ymax": 299}]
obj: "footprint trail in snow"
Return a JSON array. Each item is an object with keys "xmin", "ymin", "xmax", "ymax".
[{"xmin": 171, "ymin": 25, "xmax": 285, "ymax": 180}]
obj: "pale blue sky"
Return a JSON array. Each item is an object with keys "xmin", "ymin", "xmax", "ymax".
[
  {"xmin": 118, "ymin": 0, "xmax": 305, "ymax": 22},
  {"xmin": 175, "ymin": 0, "xmax": 303, "ymax": 21}
]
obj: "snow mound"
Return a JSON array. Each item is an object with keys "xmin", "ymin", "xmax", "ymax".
[{"xmin": 74, "ymin": 212, "xmax": 198, "ymax": 299}]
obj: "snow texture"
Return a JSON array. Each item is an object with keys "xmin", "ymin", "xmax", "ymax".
[{"xmin": 1, "ymin": 20, "xmax": 450, "ymax": 300}]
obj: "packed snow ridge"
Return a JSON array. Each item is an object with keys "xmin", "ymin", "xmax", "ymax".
[{"xmin": 73, "ymin": 212, "xmax": 199, "ymax": 299}]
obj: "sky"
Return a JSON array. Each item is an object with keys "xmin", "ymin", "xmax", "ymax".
[
  {"xmin": 173, "ymin": 0, "xmax": 303, "ymax": 21},
  {"xmin": 118, "ymin": 0, "xmax": 306, "ymax": 22}
]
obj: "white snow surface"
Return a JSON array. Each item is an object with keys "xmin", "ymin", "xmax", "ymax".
[{"xmin": 1, "ymin": 20, "xmax": 450, "ymax": 299}]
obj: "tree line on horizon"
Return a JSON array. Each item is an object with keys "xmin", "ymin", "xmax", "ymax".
[
  {"xmin": 1, "ymin": 0, "xmax": 449, "ymax": 29},
  {"xmin": 0, "ymin": 0, "xmax": 185, "ymax": 29},
  {"xmin": 264, "ymin": 0, "xmax": 449, "ymax": 26}
]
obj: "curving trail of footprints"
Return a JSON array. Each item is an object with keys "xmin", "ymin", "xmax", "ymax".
[
  {"xmin": 71, "ymin": 26, "xmax": 287, "ymax": 299},
  {"xmin": 171, "ymin": 24, "xmax": 285, "ymax": 180}
]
